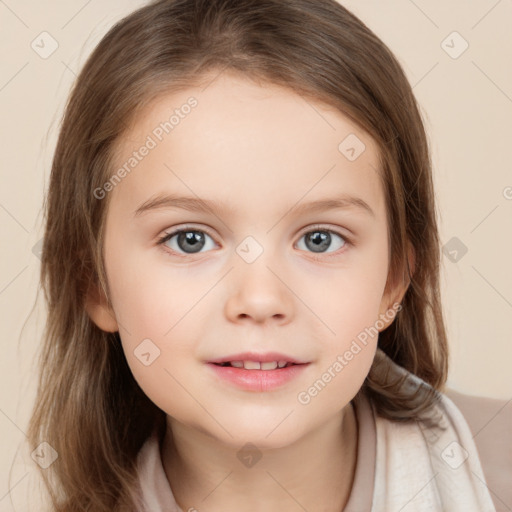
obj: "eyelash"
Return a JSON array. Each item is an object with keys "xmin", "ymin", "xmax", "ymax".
[{"xmin": 156, "ymin": 224, "xmax": 353, "ymax": 260}]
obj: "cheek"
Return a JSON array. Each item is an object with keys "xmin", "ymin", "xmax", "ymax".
[
  {"xmin": 296, "ymin": 269, "xmax": 385, "ymax": 411},
  {"xmin": 106, "ymin": 242, "xmax": 202, "ymax": 338},
  {"xmin": 105, "ymin": 247, "xmax": 208, "ymax": 386},
  {"xmin": 107, "ymin": 261, "xmax": 199, "ymax": 414},
  {"xmin": 299, "ymin": 239, "xmax": 388, "ymax": 393},
  {"xmin": 310, "ymin": 252, "xmax": 388, "ymax": 345}
]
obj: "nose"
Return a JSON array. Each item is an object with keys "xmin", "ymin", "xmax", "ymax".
[{"xmin": 224, "ymin": 256, "xmax": 294, "ymax": 326}]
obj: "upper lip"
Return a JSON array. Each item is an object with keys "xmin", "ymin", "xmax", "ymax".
[{"xmin": 207, "ymin": 352, "xmax": 309, "ymax": 364}]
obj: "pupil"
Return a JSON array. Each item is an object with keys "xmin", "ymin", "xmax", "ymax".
[
  {"xmin": 306, "ymin": 231, "xmax": 330, "ymax": 253},
  {"xmin": 178, "ymin": 231, "xmax": 205, "ymax": 253}
]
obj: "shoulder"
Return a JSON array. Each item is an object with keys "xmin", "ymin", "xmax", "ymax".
[{"xmin": 444, "ymin": 387, "xmax": 512, "ymax": 512}]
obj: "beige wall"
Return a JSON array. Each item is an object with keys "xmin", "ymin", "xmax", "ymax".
[{"xmin": 1, "ymin": 1, "xmax": 511, "ymax": 509}]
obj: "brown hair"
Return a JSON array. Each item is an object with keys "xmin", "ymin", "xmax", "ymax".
[{"xmin": 26, "ymin": 0, "xmax": 448, "ymax": 509}]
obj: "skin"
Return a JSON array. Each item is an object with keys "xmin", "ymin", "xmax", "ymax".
[{"xmin": 86, "ymin": 70, "xmax": 409, "ymax": 512}]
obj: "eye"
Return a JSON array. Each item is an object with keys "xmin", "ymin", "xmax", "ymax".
[
  {"xmin": 157, "ymin": 224, "xmax": 352, "ymax": 259},
  {"xmin": 295, "ymin": 226, "xmax": 350, "ymax": 258},
  {"xmin": 157, "ymin": 226, "xmax": 217, "ymax": 256}
]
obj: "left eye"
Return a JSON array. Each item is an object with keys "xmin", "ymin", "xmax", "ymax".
[
  {"xmin": 296, "ymin": 228, "xmax": 348, "ymax": 255},
  {"xmin": 157, "ymin": 226, "xmax": 350, "ymax": 257}
]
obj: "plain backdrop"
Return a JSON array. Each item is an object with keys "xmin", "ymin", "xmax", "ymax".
[{"xmin": 1, "ymin": 0, "xmax": 511, "ymax": 509}]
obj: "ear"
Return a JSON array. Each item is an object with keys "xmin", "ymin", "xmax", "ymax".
[
  {"xmin": 377, "ymin": 242, "xmax": 415, "ymax": 331},
  {"xmin": 84, "ymin": 281, "xmax": 119, "ymax": 333}
]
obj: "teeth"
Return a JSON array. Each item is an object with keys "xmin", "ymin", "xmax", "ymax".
[
  {"xmin": 225, "ymin": 360, "xmax": 291, "ymax": 370},
  {"xmin": 244, "ymin": 361, "xmax": 261, "ymax": 370}
]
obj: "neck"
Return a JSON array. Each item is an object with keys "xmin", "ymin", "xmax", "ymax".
[{"xmin": 161, "ymin": 402, "xmax": 358, "ymax": 512}]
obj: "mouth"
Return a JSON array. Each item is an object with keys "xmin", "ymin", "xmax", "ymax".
[
  {"xmin": 211, "ymin": 361, "xmax": 300, "ymax": 369},
  {"xmin": 206, "ymin": 358, "xmax": 310, "ymax": 392},
  {"xmin": 207, "ymin": 351, "xmax": 309, "ymax": 369}
]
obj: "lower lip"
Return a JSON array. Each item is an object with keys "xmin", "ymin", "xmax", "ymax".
[{"xmin": 207, "ymin": 363, "xmax": 310, "ymax": 392}]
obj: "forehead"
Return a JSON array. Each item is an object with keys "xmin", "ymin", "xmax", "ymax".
[{"xmin": 109, "ymin": 72, "xmax": 385, "ymax": 219}]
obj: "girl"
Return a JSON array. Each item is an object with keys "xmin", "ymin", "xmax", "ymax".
[{"xmin": 25, "ymin": 0, "xmax": 509, "ymax": 511}]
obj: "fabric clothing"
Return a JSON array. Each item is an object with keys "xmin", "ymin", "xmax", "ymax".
[
  {"xmin": 134, "ymin": 350, "xmax": 504, "ymax": 511},
  {"xmin": 443, "ymin": 388, "xmax": 512, "ymax": 512},
  {"xmin": 371, "ymin": 391, "xmax": 496, "ymax": 511}
]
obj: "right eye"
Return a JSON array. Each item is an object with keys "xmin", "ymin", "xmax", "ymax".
[{"xmin": 157, "ymin": 227, "xmax": 218, "ymax": 257}]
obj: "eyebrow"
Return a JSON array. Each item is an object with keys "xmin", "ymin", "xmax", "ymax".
[{"xmin": 133, "ymin": 193, "xmax": 375, "ymax": 218}]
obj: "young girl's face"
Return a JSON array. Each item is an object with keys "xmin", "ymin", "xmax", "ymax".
[{"xmin": 88, "ymin": 71, "xmax": 403, "ymax": 448}]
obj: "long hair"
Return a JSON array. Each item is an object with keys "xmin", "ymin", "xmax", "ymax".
[{"xmin": 26, "ymin": 0, "xmax": 449, "ymax": 509}]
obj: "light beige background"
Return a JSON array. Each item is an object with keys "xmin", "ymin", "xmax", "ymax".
[{"xmin": 1, "ymin": 0, "xmax": 511, "ymax": 509}]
